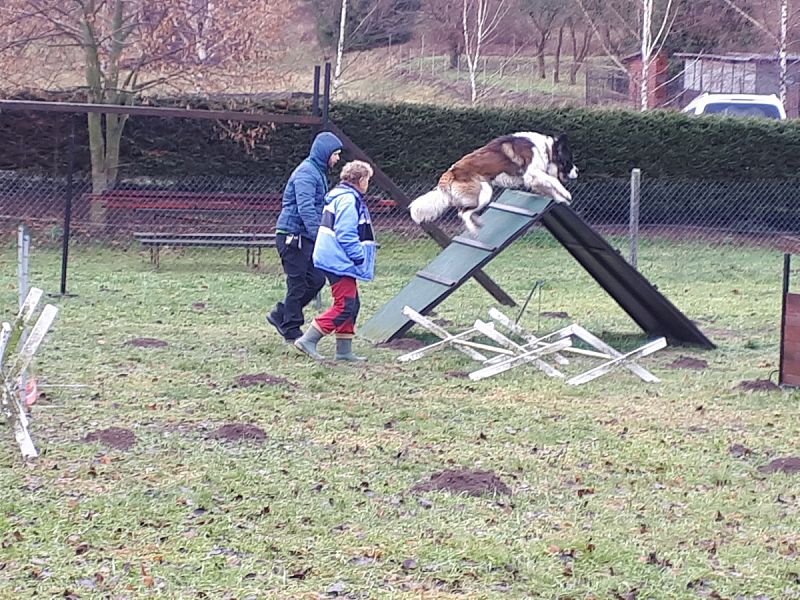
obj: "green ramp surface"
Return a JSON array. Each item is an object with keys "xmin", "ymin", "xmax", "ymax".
[{"xmin": 360, "ymin": 191, "xmax": 549, "ymax": 343}]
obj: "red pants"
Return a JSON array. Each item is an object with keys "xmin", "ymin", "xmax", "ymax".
[{"xmin": 314, "ymin": 275, "xmax": 360, "ymax": 337}]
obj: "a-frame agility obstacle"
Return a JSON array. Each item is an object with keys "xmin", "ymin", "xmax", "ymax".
[{"xmin": 359, "ymin": 190, "xmax": 714, "ymax": 349}]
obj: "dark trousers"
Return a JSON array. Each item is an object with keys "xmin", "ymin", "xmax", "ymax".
[{"xmin": 273, "ymin": 234, "xmax": 326, "ymax": 340}]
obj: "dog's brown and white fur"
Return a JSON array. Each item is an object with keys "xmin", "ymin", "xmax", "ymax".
[{"xmin": 409, "ymin": 132, "xmax": 578, "ymax": 234}]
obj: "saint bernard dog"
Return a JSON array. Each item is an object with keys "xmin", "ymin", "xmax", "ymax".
[{"xmin": 409, "ymin": 132, "xmax": 578, "ymax": 234}]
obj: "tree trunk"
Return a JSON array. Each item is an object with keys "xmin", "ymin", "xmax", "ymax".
[
  {"xmin": 448, "ymin": 38, "xmax": 460, "ymax": 69},
  {"xmin": 537, "ymin": 48, "xmax": 546, "ymax": 79},
  {"xmin": 640, "ymin": 0, "xmax": 653, "ymax": 111},
  {"xmin": 780, "ymin": 0, "xmax": 788, "ymax": 108},
  {"xmin": 568, "ymin": 21, "xmax": 580, "ymax": 85},
  {"xmin": 104, "ymin": 113, "xmax": 128, "ymax": 190},
  {"xmin": 553, "ymin": 25, "xmax": 564, "ymax": 84},
  {"xmin": 333, "ymin": 0, "xmax": 347, "ymax": 93}
]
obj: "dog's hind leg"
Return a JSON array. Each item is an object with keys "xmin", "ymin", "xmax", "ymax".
[{"xmin": 459, "ymin": 182, "xmax": 494, "ymax": 234}]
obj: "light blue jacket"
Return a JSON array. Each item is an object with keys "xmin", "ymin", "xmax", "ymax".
[{"xmin": 313, "ymin": 182, "xmax": 376, "ymax": 281}]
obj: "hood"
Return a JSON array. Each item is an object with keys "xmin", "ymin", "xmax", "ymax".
[
  {"xmin": 326, "ymin": 181, "xmax": 362, "ymax": 204},
  {"xmin": 308, "ymin": 132, "xmax": 343, "ymax": 171}
]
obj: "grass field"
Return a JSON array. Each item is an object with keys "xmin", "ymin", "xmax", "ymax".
[{"xmin": 1, "ymin": 235, "xmax": 798, "ymax": 599}]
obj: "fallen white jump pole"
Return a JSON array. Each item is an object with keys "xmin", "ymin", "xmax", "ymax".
[
  {"xmin": 568, "ymin": 324, "xmax": 662, "ymax": 383},
  {"xmin": 487, "ymin": 308, "xmax": 571, "ymax": 365},
  {"xmin": 473, "ymin": 319, "xmax": 565, "ymax": 378},
  {"xmin": 469, "ymin": 338, "xmax": 573, "ymax": 381},
  {"xmin": 1, "ymin": 287, "xmax": 59, "ymax": 460},
  {"xmin": 566, "ymin": 337, "xmax": 666, "ymax": 386},
  {"xmin": 400, "ymin": 306, "xmax": 492, "ymax": 362}
]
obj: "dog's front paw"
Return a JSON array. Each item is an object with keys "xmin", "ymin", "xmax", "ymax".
[{"xmin": 558, "ymin": 190, "xmax": 572, "ymax": 204}]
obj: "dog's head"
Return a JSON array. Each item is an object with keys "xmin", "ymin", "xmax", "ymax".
[{"xmin": 553, "ymin": 134, "xmax": 578, "ymax": 183}]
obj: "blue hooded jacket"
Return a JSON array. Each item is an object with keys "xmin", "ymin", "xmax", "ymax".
[
  {"xmin": 276, "ymin": 132, "xmax": 343, "ymax": 241},
  {"xmin": 313, "ymin": 182, "xmax": 376, "ymax": 281}
]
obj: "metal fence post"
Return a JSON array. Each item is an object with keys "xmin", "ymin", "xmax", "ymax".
[
  {"xmin": 59, "ymin": 115, "xmax": 76, "ymax": 295},
  {"xmin": 629, "ymin": 168, "xmax": 641, "ymax": 268},
  {"xmin": 18, "ymin": 224, "xmax": 30, "ymax": 310},
  {"xmin": 17, "ymin": 223, "xmax": 31, "ymax": 408}
]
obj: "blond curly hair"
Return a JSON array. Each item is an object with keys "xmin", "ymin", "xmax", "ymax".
[{"xmin": 340, "ymin": 160, "xmax": 374, "ymax": 185}]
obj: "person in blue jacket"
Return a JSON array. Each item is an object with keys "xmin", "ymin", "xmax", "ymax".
[
  {"xmin": 268, "ymin": 132, "xmax": 343, "ymax": 342},
  {"xmin": 294, "ymin": 160, "xmax": 376, "ymax": 361}
]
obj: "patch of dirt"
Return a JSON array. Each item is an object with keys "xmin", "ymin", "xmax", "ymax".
[
  {"xmin": 209, "ymin": 423, "xmax": 266, "ymax": 442},
  {"xmin": 125, "ymin": 337, "xmax": 168, "ymax": 348},
  {"xmin": 667, "ymin": 356, "xmax": 708, "ymax": 370},
  {"xmin": 736, "ymin": 379, "xmax": 780, "ymax": 391},
  {"xmin": 757, "ymin": 456, "xmax": 800, "ymax": 475},
  {"xmin": 378, "ymin": 338, "xmax": 426, "ymax": 351},
  {"xmin": 191, "ymin": 302, "xmax": 206, "ymax": 310},
  {"xmin": 234, "ymin": 373, "xmax": 291, "ymax": 388},
  {"xmin": 540, "ymin": 311, "xmax": 570, "ymax": 319},
  {"xmin": 83, "ymin": 427, "xmax": 136, "ymax": 451},
  {"xmin": 446, "ymin": 370, "xmax": 470, "ymax": 379},
  {"xmin": 410, "ymin": 469, "xmax": 511, "ymax": 497},
  {"xmin": 432, "ymin": 318, "xmax": 454, "ymax": 327},
  {"xmin": 729, "ymin": 443, "xmax": 754, "ymax": 458}
]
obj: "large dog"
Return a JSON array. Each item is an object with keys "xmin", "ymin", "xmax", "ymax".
[{"xmin": 408, "ymin": 132, "xmax": 578, "ymax": 234}]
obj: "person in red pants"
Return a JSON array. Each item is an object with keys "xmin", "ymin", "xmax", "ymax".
[{"xmin": 294, "ymin": 160, "xmax": 376, "ymax": 361}]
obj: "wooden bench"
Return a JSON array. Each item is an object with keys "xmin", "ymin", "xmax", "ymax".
[{"xmin": 133, "ymin": 232, "xmax": 277, "ymax": 267}]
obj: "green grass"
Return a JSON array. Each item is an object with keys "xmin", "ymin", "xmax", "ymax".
[{"xmin": 1, "ymin": 236, "xmax": 799, "ymax": 599}]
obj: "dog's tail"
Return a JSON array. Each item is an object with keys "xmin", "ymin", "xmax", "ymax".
[{"xmin": 409, "ymin": 185, "xmax": 452, "ymax": 225}]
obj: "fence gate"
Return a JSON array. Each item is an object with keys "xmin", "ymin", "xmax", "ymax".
[{"xmin": 780, "ymin": 253, "xmax": 800, "ymax": 387}]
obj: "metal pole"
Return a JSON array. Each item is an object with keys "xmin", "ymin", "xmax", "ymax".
[
  {"xmin": 322, "ymin": 62, "xmax": 331, "ymax": 130},
  {"xmin": 312, "ymin": 65, "xmax": 321, "ymax": 117},
  {"xmin": 18, "ymin": 224, "xmax": 30, "ymax": 309},
  {"xmin": 60, "ymin": 116, "xmax": 76, "ymax": 295},
  {"xmin": 780, "ymin": 253, "xmax": 791, "ymax": 386},
  {"xmin": 17, "ymin": 223, "xmax": 31, "ymax": 407},
  {"xmin": 629, "ymin": 168, "xmax": 641, "ymax": 268}
]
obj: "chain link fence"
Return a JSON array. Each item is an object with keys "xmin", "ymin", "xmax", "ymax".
[{"xmin": 2, "ymin": 170, "xmax": 798, "ymax": 244}]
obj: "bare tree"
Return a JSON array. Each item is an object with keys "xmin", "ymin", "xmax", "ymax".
[
  {"xmin": 462, "ymin": 0, "xmax": 510, "ymax": 104},
  {"xmin": 520, "ymin": 0, "xmax": 564, "ymax": 79},
  {"xmin": 574, "ymin": 0, "xmax": 678, "ymax": 110},
  {"xmin": 422, "ymin": 0, "xmax": 464, "ymax": 69},
  {"xmin": 565, "ymin": 13, "xmax": 594, "ymax": 84},
  {"xmin": 718, "ymin": 0, "xmax": 792, "ymax": 107},
  {"xmin": 1, "ymin": 0, "xmax": 289, "ymax": 201},
  {"xmin": 333, "ymin": 0, "xmax": 348, "ymax": 91}
]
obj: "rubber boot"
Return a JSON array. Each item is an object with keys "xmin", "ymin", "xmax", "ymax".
[
  {"xmin": 335, "ymin": 337, "xmax": 367, "ymax": 361},
  {"xmin": 294, "ymin": 324, "xmax": 326, "ymax": 360}
]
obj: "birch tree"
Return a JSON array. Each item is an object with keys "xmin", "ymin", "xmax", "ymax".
[
  {"xmin": 462, "ymin": 0, "xmax": 510, "ymax": 104},
  {"xmin": 574, "ymin": 0, "xmax": 678, "ymax": 110},
  {"xmin": 333, "ymin": 0, "xmax": 348, "ymax": 91},
  {"xmin": 718, "ymin": 0, "xmax": 791, "ymax": 107}
]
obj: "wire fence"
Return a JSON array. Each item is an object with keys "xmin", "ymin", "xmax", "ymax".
[{"xmin": 1, "ymin": 169, "xmax": 798, "ymax": 252}]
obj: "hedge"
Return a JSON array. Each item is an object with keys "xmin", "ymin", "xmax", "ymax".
[{"xmin": 3, "ymin": 92, "xmax": 800, "ymax": 181}]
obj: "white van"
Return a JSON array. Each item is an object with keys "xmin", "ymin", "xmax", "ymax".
[{"xmin": 682, "ymin": 93, "xmax": 787, "ymax": 120}]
